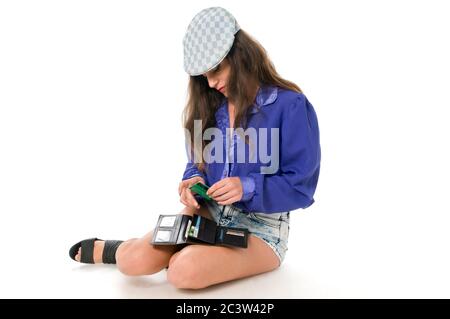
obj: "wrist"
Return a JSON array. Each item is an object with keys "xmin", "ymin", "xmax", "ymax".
[{"xmin": 239, "ymin": 176, "xmax": 256, "ymax": 202}]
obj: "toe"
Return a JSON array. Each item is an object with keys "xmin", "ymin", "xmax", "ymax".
[{"xmin": 75, "ymin": 248, "xmax": 81, "ymax": 262}]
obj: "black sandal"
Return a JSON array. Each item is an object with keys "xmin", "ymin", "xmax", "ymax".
[{"xmin": 69, "ymin": 238, "xmax": 124, "ymax": 264}]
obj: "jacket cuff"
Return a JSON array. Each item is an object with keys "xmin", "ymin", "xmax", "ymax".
[
  {"xmin": 182, "ymin": 173, "xmax": 204, "ymax": 181},
  {"xmin": 240, "ymin": 176, "xmax": 256, "ymax": 202}
]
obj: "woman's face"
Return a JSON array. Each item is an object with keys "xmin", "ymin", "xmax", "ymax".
[{"xmin": 202, "ymin": 58, "xmax": 230, "ymax": 97}]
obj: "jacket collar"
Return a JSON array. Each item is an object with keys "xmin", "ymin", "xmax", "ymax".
[
  {"xmin": 217, "ymin": 85, "xmax": 279, "ymax": 115},
  {"xmin": 254, "ymin": 85, "xmax": 278, "ymax": 108}
]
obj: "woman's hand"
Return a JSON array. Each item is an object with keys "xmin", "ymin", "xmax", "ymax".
[
  {"xmin": 178, "ymin": 176, "xmax": 205, "ymax": 209},
  {"xmin": 206, "ymin": 177, "xmax": 243, "ymax": 206}
]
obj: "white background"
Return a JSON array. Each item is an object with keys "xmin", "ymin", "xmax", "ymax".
[{"xmin": 1, "ymin": 0, "xmax": 449, "ymax": 298}]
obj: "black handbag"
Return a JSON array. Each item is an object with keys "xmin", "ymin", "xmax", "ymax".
[{"xmin": 151, "ymin": 214, "xmax": 248, "ymax": 248}]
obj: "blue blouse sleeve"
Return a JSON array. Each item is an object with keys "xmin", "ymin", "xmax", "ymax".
[
  {"xmin": 182, "ymin": 161, "xmax": 205, "ymax": 181},
  {"xmin": 238, "ymin": 94, "xmax": 321, "ymax": 213}
]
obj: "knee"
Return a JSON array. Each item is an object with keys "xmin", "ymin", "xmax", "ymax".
[
  {"xmin": 166, "ymin": 249, "xmax": 205, "ymax": 289},
  {"xmin": 116, "ymin": 241, "xmax": 163, "ymax": 276}
]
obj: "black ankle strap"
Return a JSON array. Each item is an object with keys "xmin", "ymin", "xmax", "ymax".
[{"xmin": 102, "ymin": 240, "xmax": 124, "ymax": 264}]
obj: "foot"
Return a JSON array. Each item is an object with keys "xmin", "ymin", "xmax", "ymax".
[{"xmin": 75, "ymin": 240, "xmax": 105, "ymax": 263}]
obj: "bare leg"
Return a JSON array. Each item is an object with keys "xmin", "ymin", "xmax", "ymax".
[
  {"xmin": 74, "ymin": 204, "xmax": 213, "ymax": 276},
  {"xmin": 74, "ymin": 204, "xmax": 280, "ymax": 287},
  {"xmin": 166, "ymin": 234, "xmax": 280, "ymax": 289}
]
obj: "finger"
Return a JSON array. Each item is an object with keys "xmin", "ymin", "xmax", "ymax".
[
  {"xmin": 218, "ymin": 195, "xmax": 240, "ymax": 206},
  {"xmin": 213, "ymin": 190, "xmax": 236, "ymax": 202},
  {"xmin": 180, "ymin": 185, "xmax": 190, "ymax": 197},
  {"xmin": 179, "ymin": 180, "xmax": 189, "ymax": 196},
  {"xmin": 181, "ymin": 190, "xmax": 196, "ymax": 209},
  {"xmin": 186, "ymin": 189, "xmax": 200, "ymax": 209},
  {"xmin": 180, "ymin": 190, "xmax": 188, "ymax": 206},
  {"xmin": 188, "ymin": 176, "xmax": 203, "ymax": 188},
  {"xmin": 210, "ymin": 187, "xmax": 231, "ymax": 199},
  {"xmin": 181, "ymin": 188, "xmax": 194, "ymax": 206},
  {"xmin": 180, "ymin": 189, "xmax": 190, "ymax": 206},
  {"xmin": 208, "ymin": 181, "xmax": 231, "ymax": 198},
  {"xmin": 207, "ymin": 179, "xmax": 228, "ymax": 196},
  {"xmin": 180, "ymin": 197, "xmax": 188, "ymax": 207}
]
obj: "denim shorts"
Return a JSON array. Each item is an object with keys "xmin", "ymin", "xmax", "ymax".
[{"xmin": 205, "ymin": 200, "xmax": 290, "ymax": 265}]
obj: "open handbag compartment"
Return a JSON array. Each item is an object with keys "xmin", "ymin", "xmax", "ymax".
[{"xmin": 151, "ymin": 214, "xmax": 248, "ymax": 248}]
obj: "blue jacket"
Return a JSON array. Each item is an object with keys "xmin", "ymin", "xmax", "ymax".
[{"xmin": 182, "ymin": 85, "xmax": 321, "ymax": 213}]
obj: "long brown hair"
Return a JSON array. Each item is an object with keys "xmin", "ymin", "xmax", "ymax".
[{"xmin": 183, "ymin": 29, "xmax": 302, "ymax": 172}]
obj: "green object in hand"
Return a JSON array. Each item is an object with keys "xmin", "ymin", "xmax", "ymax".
[{"xmin": 189, "ymin": 182, "xmax": 212, "ymax": 201}]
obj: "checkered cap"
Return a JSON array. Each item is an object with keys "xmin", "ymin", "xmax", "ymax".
[{"xmin": 183, "ymin": 7, "xmax": 240, "ymax": 76}]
